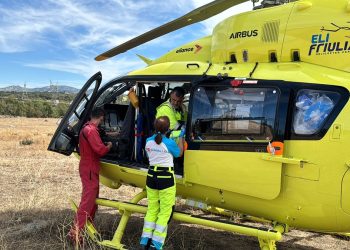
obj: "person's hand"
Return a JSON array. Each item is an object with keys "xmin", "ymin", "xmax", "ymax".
[{"xmin": 106, "ymin": 141, "xmax": 112, "ymax": 149}]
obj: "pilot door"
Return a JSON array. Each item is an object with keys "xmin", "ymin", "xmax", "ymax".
[
  {"xmin": 185, "ymin": 79, "xmax": 290, "ymax": 200},
  {"xmin": 48, "ymin": 72, "xmax": 103, "ymax": 155}
]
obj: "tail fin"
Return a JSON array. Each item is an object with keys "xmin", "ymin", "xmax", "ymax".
[{"xmin": 137, "ymin": 54, "xmax": 153, "ymax": 66}]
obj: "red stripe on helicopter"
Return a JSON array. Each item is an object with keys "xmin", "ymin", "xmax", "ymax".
[{"xmin": 230, "ymin": 79, "xmax": 258, "ymax": 87}]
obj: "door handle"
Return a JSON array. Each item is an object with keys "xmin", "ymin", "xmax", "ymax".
[{"xmin": 261, "ymin": 155, "xmax": 308, "ymax": 167}]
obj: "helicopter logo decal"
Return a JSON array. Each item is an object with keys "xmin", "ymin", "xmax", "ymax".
[
  {"xmin": 176, "ymin": 44, "xmax": 202, "ymax": 54},
  {"xmin": 308, "ymin": 23, "xmax": 350, "ymax": 56},
  {"xmin": 229, "ymin": 29, "xmax": 258, "ymax": 39},
  {"xmin": 194, "ymin": 44, "xmax": 202, "ymax": 54},
  {"xmin": 320, "ymin": 22, "xmax": 350, "ymax": 38}
]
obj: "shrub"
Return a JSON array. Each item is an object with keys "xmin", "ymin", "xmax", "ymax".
[{"xmin": 20, "ymin": 138, "xmax": 34, "ymax": 145}]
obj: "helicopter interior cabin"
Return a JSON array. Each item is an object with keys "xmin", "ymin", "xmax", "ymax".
[{"xmin": 93, "ymin": 79, "xmax": 192, "ymax": 176}]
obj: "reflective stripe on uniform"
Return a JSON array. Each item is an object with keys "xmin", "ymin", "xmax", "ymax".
[
  {"xmin": 143, "ymin": 221, "xmax": 156, "ymax": 229},
  {"xmin": 155, "ymin": 224, "xmax": 167, "ymax": 234},
  {"xmin": 150, "ymin": 165, "xmax": 174, "ymax": 171},
  {"xmin": 141, "ymin": 231, "xmax": 153, "ymax": 238},
  {"xmin": 173, "ymin": 122, "xmax": 180, "ymax": 130},
  {"xmin": 157, "ymin": 175, "xmax": 172, "ymax": 179},
  {"xmin": 152, "ymin": 234, "xmax": 166, "ymax": 244}
]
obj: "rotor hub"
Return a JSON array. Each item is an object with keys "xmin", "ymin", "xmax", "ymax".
[{"xmin": 252, "ymin": 0, "xmax": 294, "ymax": 9}]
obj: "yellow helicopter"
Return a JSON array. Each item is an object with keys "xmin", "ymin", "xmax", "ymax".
[{"xmin": 48, "ymin": 0, "xmax": 350, "ymax": 249}]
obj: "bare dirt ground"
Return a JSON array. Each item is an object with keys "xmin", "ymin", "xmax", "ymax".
[{"xmin": 0, "ymin": 117, "xmax": 349, "ymax": 249}]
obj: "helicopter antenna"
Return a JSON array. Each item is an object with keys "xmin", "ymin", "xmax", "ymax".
[{"xmin": 95, "ymin": 0, "xmax": 247, "ymax": 61}]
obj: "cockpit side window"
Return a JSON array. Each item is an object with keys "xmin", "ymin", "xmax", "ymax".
[
  {"xmin": 293, "ymin": 89, "xmax": 340, "ymax": 135},
  {"xmin": 191, "ymin": 86, "xmax": 279, "ymax": 142}
]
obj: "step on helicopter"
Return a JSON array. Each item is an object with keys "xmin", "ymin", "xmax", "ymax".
[{"xmin": 48, "ymin": 0, "xmax": 350, "ymax": 249}]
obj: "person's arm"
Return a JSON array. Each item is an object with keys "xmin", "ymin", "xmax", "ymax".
[
  {"xmin": 86, "ymin": 127, "xmax": 111, "ymax": 156},
  {"xmin": 177, "ymin": 138, "xmax": 184, "ymax": 157},
  {"xmin": 165, "ymin": 138, "xmax": 183, "ymax": 158}
]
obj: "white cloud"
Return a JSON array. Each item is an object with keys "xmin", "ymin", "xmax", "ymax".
[
  {"xmin": 0, "ymin": 0, "xmax": 253, "ymax": 86},
  {"xmin": 25, "ymin": 56, "xmax": 144, "ymax": 85},
  {"xmin": 0, "ymin": 0, "xmax": 192, "ymax": 53}
]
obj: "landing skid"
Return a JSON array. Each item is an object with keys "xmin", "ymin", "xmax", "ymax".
[{"xmin": 70, "ymin": 191, "xmax": 286, "ymax": 250}]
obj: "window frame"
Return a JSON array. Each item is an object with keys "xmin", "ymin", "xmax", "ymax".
[
  {"xmin": 287, "ymin": 83, "xmax": 349, "ymax": 140},
  {"xmin": 190, "ymin": 86, "xmax": 280, "ymax": 141},
  {"xmin": 187, "ymin": 79, "xmax": 290, "ymax": 152}
]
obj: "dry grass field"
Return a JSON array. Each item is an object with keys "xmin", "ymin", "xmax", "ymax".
[{"xmin": 0, "ymin": 117, "xmax": 349, "ymax": 249}]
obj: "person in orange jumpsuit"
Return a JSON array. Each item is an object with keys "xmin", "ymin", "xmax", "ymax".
[{"xmin": 69, "ymin": 107, "xmax": 112, "ymax": 243}]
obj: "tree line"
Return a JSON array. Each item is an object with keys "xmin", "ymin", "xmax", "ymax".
[{"xmin": 0, "ymin": 92, "xmax": 75, "ymax": 118}]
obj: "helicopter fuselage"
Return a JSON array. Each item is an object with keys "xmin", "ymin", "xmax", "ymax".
[{"xmin": 97, "ymin": 0, "xmax": 350, "ymax": 232}]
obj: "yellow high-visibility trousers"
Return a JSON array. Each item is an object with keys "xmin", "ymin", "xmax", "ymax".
[{"xmin": 140, "ymin": 168, "xmax": 176, "ymax": 250}]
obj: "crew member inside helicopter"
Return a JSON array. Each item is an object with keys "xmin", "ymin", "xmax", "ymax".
[
  {"xmin": 156, "ymin": 86, "xmax": 187, "ymax": 138},
  {"xmin": 140, "ymin": 116, "xmax": 184, "ymax": 250},
  {"xmin": 156, "ymin": 87, "xmax": 186, "ymax": 175}
]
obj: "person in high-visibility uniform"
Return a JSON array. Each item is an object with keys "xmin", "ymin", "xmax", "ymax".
[
  {"xmin": 156, "ymin": 87, "xmax": 187, "ymax": 139},
  {"xmin": 140, "ymin": 116, "xmax": 184, "ymax": 250},
  {"xmin": 69, "ymin": 107, "xmax": 112, "ymax": 244}
]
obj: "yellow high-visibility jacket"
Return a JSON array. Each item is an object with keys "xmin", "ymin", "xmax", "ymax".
[{"xmin": 156, "ymin": 100, "xmax": 187, "ymax": 138}]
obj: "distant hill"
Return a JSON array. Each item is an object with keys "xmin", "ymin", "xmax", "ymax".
[{"xmin": 0, "ymin": 85, "xmax": 80, "ymax": 94}]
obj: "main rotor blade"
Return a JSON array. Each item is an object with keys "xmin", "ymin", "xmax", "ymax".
[{"xmin": 95, "ymin": 0, "xmax": 248, "ymax": 61}]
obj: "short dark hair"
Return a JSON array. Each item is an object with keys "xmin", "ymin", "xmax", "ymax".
[
  {"xmin": 171, "ymin": 87, "xmax": 185, "ymax": 98},
  {"xmin": 91, "ymin": 107, "xmax": 105, "ymax": 119}
]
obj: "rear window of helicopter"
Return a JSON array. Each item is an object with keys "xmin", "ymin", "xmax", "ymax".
[
  {"xmin": 190, "ymin": 86, "xmax": 279, "ymax": 142},
  {"xmin": 292, "ymin": 89, "xmax": 340, "ymax": 135}
]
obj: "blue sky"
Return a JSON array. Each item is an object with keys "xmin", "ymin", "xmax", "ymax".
[{"xmin": 0, "ymin": 0, "xmax": 252, "ymax": 88}]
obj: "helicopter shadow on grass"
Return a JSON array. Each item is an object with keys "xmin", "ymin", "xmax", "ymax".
[{"xmin": 0, "ymin": 208, "xmax": 330, "ymax": 250}]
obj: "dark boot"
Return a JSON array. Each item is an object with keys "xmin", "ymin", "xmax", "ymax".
[{"xmin": 143, "ymin": 238, "xmax": 152, "ymax": 250}]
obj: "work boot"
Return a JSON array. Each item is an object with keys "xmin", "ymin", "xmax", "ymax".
[
  {"xmin": 141, "ymin": 238, "xmax": 152, "ymax": 250},
  {"xmin": 149, "ymin": 242, "xmax": 158, "ymax": 250},
  {"xmin": 67, "ymin": 228, "xmax": 83, "ymax": 248}
]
